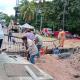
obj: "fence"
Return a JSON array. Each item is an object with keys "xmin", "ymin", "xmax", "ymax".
[
  {"xmin": 2, "ymin": 35, "xmax": 22, "ymax": 53},
  {"xmin": 2, "ymin": 28, "xmax": 24, "ymax": 53}
]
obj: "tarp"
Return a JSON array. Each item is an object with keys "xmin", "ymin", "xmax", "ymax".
[{"xmin": 20, "ymin": 23, "xmax": 34, "ymax": 29}]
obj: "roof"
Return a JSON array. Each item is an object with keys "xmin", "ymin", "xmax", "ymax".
[{"xmin": 20, "ymin": 23, "xmax": 34, "ymax": 29}]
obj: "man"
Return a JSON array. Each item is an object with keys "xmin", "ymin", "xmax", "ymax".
[
  {"xmin": 58, "ymin": 29, "xmax": 65, "ymax": 47},
  {"xmin": 35, "ymin": 32, "xmax": 43, "ymax": 58},
  {"xmin": 26, "ymin": 29, "xmax": 35, "ymax": 41},
  {"xmin": 35, "ymin": 32, "xmax": 43, "ymax": 51},
  {"xmin": 0, "ymin": 24, "xmax": 4, "ymax": 51},
  {"xmin": 8, "ymin": 29, "xmax": 12, "ymax": 42},
  {"xmin": 22, "ymin": 36, "xmax": 38, "ymax": 64}
]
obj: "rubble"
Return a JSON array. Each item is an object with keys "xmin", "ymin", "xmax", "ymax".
[{"xmin": 69, "ymin": 52, "xmax": 80, "ymax": 71}]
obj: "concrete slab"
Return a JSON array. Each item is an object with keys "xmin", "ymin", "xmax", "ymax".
[{"xmin": 0, "ymin": 53, "xmax": 53, "ymax": 80}]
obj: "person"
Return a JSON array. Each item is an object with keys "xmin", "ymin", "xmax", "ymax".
[
  {"xmin": 25, "ymin": 29, "xmax": 35, "ymax": 41},
  {"xmin": 22, "ymin": 36, "xmax": 38, "ymax": 64},
  {"xmin": 12, "ymin": 37, "xmax": 16, "ymax": 44},
  {"xmin": 35, "ymin": 32, "xmax": 43, "ymax": 57},
  {"xmin": 58, "ymin": 29, "xmax": 65, "ymax": 47},
  {"xmin": 8, "ymin": 29, "xmax": 12, "ymax": 42},
  {"xmin": 0, "ymin": 24, "xmax": 4, "ymax": 51}
]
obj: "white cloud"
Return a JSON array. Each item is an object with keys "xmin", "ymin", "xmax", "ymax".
[
  {"xmin": 0, "ymin": 8, "xmax": 15, "ymax": 16},
  {"xmin": 0, "ymin": 0, "xmax": 16, "ymax": 16},
  {"xmin": 0, "ymin": 0, "xmax": 52, "ymax": 16}
]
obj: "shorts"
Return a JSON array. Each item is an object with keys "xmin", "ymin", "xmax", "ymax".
[{"xmin": 37, "ymin": 45, "xmax": 42, "ymax": 51}]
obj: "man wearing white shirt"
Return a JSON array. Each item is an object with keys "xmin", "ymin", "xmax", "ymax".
[{"xmin": 0, "ymin": 24, "xmax": 4, "ymax": 51}]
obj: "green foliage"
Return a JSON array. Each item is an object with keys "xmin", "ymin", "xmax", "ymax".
[
  {"xmin": 19, "ymin": 0, "xmax": 36, "ymax": 23},
  {"xmin": 0, "ymin": 12, "xmax": 11, "ymax": 26},
  {"xmin": 18, "ymin": 0, "xmax": 80, "ymax": 35},
  {"xmin": 5, "ymin": 15, "xmax": 11, "ymax": 27}
]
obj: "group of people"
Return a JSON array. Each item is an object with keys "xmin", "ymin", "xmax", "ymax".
[
  {"xmin": 22, "ymin": 29, "xmax": 66, "ymax": 64},
  {"xmin": 4, "ymin": 27, "xmax": 43, "ymax": 64},
  {"xmin": 7, "ymin": 28, "xmax": 43, "ymax": 64},
  {"xmin": 0, "ymin": 23, "xmax": 66, "ymax": 64},
  {"xmin": 22, "ymin": 29, "xmax": 43, "ymax": 64}
]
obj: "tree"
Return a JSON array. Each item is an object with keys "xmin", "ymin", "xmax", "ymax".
[
  {"xmin": 66, "ymin": 0, "xmax": 80, "ymax": 34},
  {"xmin": 4, "ymin": 15, "xmax": 11, "ymax": 27},
  {"xmin": 0, "ymin": 12, "xmax": 11, "ymax": 27},
  {"xmin": 18, "ymin": 0, "xmax": 80, "ymax": 35},
  {"xmin": 19, "ymin": 0, "xmax": 35, "ymax": 23}
]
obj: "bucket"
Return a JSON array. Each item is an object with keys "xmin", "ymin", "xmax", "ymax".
[{"xmin": 40, "ymin": 48, "xmax": 45, "ymax": 56}]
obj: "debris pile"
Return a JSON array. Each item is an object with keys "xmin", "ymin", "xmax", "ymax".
[{"xmin": 69, "ymin": 52, "xmax": 80, "ymax": 71}]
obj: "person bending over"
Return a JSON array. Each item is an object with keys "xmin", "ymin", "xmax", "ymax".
[{"xmin": 22, "ymin": 36, "xmax": 38, "ymax": 64}]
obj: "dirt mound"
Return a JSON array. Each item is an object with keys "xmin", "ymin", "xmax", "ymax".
[{"xmin": 69, "ymin": 52, "xmax": 80, "ymax": 71}]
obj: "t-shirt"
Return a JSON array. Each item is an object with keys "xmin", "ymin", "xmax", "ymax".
[
  {"xmin": 27, "ymin": 39, "xmax": 38, "ymax": 55},
  {"xmin": 58, "ymin": 31, "xmax": 65, "ymax": 40},
  {"xmin": 35, "ymin": 34, "xmax": 43, "ymax": 46},
  {"xmin": 0, "ymin": 24, "xmax": 4, "ymax": 39},
  {"xmin": 26, "ymin": 32, "xmax": 35, "ymax": 41}
]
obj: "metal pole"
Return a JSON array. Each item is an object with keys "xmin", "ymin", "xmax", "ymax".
[
  {"xmin": 39, "ymin": 0, "xmax": 43, "ymax": 32},
  {"xmin": 15, "ymin": 0, "xmax": 19, "ymax": 23},
  {"xmin": 63, "ymin": 0, "xmax": 66, "ymax": 30},
  {"xmin": 35, "ymin": 0, "xmax": 42, "ymax": 31},
  {"xmin": 40, "ymin": 15, "xmax": 42, "ymax": 32},
  {"xmin": 63, "ymin": 5, "xmax": 65, "ymax": 30},
  {"xmin": 35, "ymin": 0, "xmax": 39, "ymax": 29},
  {"xmin": 16, "ymin": 0, "xmax": 19, "ymax": 7},
  {"xmin": 36, "ymin": 10, "xmax": 38, "ymax": 29}
]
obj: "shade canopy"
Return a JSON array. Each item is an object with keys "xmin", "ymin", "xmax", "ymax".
[{"xmin": 20, "ymin": 23, "xmax": 34, "ymax": 29}]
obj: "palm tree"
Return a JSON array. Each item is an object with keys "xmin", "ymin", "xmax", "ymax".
[{"xmin": 19, "ymin": 0, "xmax": 35, "ymax": 23}]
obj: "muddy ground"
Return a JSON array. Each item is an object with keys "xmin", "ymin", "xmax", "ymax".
[
  {"xmin": 3, "ymin": 30, "xmax": 80, "ymax": 80},
  {"xmin": 36, "ymin": 39, "xmax": 80, "ymax": 80}
]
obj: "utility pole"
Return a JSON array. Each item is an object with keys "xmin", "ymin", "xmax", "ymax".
[
  {"xmin": 16, "ymin": 0, "xmax": 19, "ymax": 7},
  {"xmin": 35, "ymin": 0, "xmax": 43, "ymax": 31},
  {"xmin": 63, "ymin": 3, "xmax": 65, "ymax": 30},
  {"xmin": 13, "ymin": 0, "xmax": 19, "ymax": 32},
  {"xmin": 40, "ymin": 12, "xmax": 42, "ymax": 32},
  {"xmin": 34, "ymin": 0, "xmax": 39, "ymax": 29},
  {"xmin": 15, "ymin": 0, "xmax": 19, "ymax": 24},
  {"xmin": 39, "ymin": 0, "xmax": 43, "ymax": 32},
  {"xmin": 62, "ymin": 0, "xmax": 67, "ymax": 30}
]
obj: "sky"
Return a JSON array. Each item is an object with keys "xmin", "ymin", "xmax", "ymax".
[
  {"xmin": 0, "ymin": 0, "xmax": 52, "ymax": 16},
  {"xmin": 0, "ymin": 0, "xmax": 16, "ymax": 16}
]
